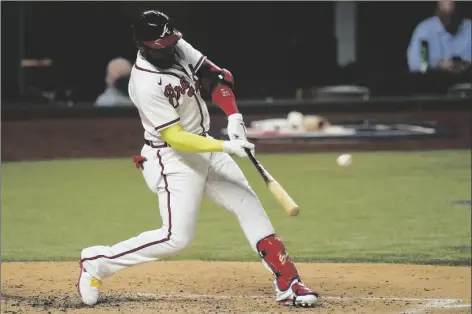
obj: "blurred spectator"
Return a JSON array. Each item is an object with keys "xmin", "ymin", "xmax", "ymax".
[
  {"xmin": 95, "ymin": 57, "xmax": 132, "ymax": 107},
  {"xmin": 407, "ymin": 0, "xmax": 471, "ymax": 73}
]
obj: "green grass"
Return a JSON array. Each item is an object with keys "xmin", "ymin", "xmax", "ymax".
[{"xmin": 2, "ymin": 150, "xmax": 471, "ymax": 265}]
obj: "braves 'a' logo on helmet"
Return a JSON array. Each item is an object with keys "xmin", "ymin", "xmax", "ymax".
[{"xmin": 160, "ymin": 24, "xmax": 171, "ymax": 38}]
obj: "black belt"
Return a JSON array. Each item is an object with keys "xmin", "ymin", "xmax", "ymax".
[
  {"xmin": 144, "ymin": 140, "xmax": 169, "ymax": 148},
  {"xmin": 145, "ymin": 131, "xmax": 207, "ymax": 148}
]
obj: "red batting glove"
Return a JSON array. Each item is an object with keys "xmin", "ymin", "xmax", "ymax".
[{"xmin": 132, "ymin": 155, "xmax": 147, "ymax": 169}]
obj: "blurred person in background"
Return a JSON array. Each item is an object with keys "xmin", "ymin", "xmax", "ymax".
[
  {"xmin": 95, "ymin": 57, "xmax": 132, "ymax": 107},
  {"xmin": 407, "ymin": 0, "xmax": 471, "ymax": 73}
]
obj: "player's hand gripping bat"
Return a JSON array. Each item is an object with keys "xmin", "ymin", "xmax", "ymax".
[{"xmin": 244, "ymin": 149, "xmax": 300, "ymax": 216}]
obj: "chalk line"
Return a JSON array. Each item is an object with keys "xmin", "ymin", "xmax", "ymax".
[
  {"xmin": 127, "ymin": 291, "xmax": 471, "ymax": 313},
  {"xmin": 404, "ymin": 298, "xmax": 471, "ymax": 314},
  {"xmin": 131, "ymin": 292, "xmax": 467, "ymax": 303}
]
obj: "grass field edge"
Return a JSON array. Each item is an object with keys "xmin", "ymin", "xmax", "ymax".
[
  {"xmin": 2, "ymin": 256, "xmax": 471, "ymax": 266},
  {"xmin": 2, "ymin": 148, "xmax": 471, "ymax": 164}
]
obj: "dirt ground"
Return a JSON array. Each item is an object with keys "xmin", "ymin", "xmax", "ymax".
[{"xmin": 1, "ymin": 261, "xmax": 470, "ymax": 314}]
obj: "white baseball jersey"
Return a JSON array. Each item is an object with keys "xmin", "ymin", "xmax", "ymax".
[{"xmin": 128, "ymin": 39, "xmax": 210, "ymax": 145}]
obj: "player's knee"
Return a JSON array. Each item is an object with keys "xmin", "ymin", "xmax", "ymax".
[{"xmin": 168, "ymin": 233, "xmax": 194, "ymax": 251}]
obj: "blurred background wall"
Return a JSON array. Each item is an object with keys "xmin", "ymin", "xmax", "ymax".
[
  {"xmin": 2, "ymin": 1, "xmax": 471, "ymax": 160},
  {"xmin": 3, "ymin": 1, "xmax": 471, "ymax": 103}
]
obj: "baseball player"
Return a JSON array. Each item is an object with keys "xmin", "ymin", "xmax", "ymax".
[{"xmin": 77, "ymin": 10, "xmax": 319, "ymax": 308}]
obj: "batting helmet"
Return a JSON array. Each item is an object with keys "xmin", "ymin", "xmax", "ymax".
[{"xmin": 132, "ymin": 10, "xmax": 182, "ymax": 68}]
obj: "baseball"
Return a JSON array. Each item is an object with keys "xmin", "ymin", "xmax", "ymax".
[{"xmin": 336, "ymin": 154, "xmax": 352, "ymax": 167}]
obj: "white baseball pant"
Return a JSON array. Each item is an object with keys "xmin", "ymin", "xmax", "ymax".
[{"xmin": 81, "ymin": 144, "xmax": 276, "ymax": 279}]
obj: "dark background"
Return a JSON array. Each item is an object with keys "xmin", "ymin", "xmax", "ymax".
[{"xmin": 2, "ymin": 1, "xmax": 472, "ymax": 102}]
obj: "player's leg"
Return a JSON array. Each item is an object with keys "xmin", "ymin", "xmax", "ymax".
[
  {"xmin": 204, "ymin": 152, "xmax": 319, "ymax": 307},
  {"xmin": 78, "ymin": 147, "xmax": 208, "ymax": 305}
]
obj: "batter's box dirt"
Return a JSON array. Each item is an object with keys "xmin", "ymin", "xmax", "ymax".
[{"xmin": 1, "ymin": 261, "xmax": 470, "ymax": 314}]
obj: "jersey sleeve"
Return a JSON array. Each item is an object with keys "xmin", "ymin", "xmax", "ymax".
[
  {"xmin": 138, "ymin": 83, "xmax": 180, "ymax": 131},
  {"xmin": 407, "ymin": 21, "xmax": 430, "ymax": 72},
  {"xmin": 176, "ymin": 38, "xmax": 207, "ymax": 73}
]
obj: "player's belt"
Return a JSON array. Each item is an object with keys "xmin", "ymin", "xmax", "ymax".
[
  {"xmin": 144, "ymin": 140, "xmax": 169, "ymax": 148},
  {"xmin": 145, "ymin": 131, "xmax": 207, "ymax": 148}
]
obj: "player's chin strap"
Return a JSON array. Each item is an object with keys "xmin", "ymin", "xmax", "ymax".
[{"xmin": 256, "ymin": 234, "xmax": 300, "ymax": 292}]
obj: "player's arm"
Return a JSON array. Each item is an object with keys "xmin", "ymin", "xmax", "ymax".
[
  {"xmin": 407, "ymin": 20, "xmax": 431, "ymax": 72},
  {"xmin": 160, "ymin": 123, "xmax": 223, "ymax": 152},
  {"xmin": 177, "ymin": 38, "xmax": 251, "ymax": 151},
  {"xmin": 196, "ymin": 60, "xmax": 254, "ymax": 154},
  {"xmin": 160, "ymin": 124, "xmax": 253, "ymax": 158},
  {"xmin": 196, "ymin": 59, "xmax": 239, "ymax": 116},
  {"xmin": 176, "ymin": 39, "xmax": 240, "ymax": 117}
]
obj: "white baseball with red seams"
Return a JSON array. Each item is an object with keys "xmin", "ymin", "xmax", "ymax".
[
  {"xmin": 337, "ymin": 154, "xmax": 352, "ymax": 167},
  {"xmin": 80, "ymin": 38, "xmax": 275, "ymax": 279}
]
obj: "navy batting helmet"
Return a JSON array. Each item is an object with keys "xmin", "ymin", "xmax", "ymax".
[{"xmin": 132, "ymin": 10, "xmax": 182, "ymax": 50}]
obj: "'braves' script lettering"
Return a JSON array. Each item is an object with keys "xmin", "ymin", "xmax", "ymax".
[{"xmin": 164, "ymin": 76, "xmax": 196, "ymax": 107}]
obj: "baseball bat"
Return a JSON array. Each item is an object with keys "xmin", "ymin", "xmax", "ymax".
[{"xmin": 244, "ymin": 148, "xmax": 300, "ymax": 216}]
